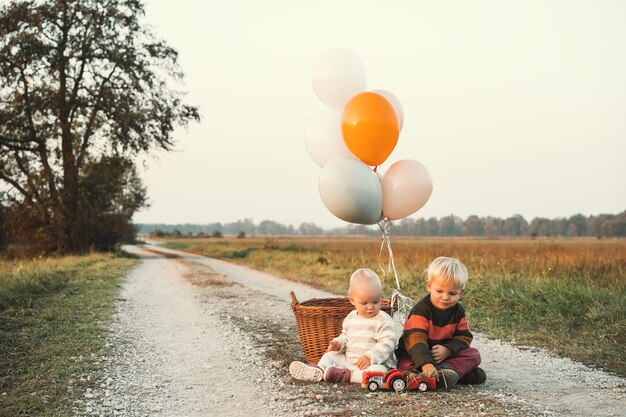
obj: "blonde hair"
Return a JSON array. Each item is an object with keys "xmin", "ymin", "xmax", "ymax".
[
  {"xmin": 348, "ymin": 268, "xmax": 382, "ymax": 296},
  {"xmin": 427, "ymin": 256, "xmax": 468, "ymax": 289}
]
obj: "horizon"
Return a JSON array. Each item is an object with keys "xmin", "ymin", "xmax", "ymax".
[{"xmin": 134, "ymin": 209, "xmax": 624, "ymax": 230}]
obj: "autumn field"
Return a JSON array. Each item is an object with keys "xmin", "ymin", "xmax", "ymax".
[{"xmin": 161, "ymin": 236, "xmax": 626, "ymax": 377}]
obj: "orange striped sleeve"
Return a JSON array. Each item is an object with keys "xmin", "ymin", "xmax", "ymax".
[
  {"xmin": 456, "ymin": 316, "xmax": 469, "ymax": 331},
  {"xmin": 404, "ymin": 314, "xmax": 429, "ymax": 332},
  {"xmin": 404, "ymin": 331, "xmax": 428, "ymax": 352}
]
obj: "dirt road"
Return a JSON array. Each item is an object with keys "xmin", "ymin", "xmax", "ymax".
[{"xmin": 73, "ymin": 244, "xmax": 625, "ymax": 417}]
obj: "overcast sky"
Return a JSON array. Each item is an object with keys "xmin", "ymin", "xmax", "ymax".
[{"xmin": 134, "ymin": 0, "xmax": 626, "ymax": 229}]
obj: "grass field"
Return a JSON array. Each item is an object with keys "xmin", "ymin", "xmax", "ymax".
[
  {"xmin": 0, "ymin": 253, "xmax": 136, "ymax": 416},
  {"xmin": 161, "ymin": 236, "xmax": 626, "ymax": 377}
]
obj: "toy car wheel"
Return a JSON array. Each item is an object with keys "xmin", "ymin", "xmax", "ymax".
[
  {"xmin": 417, "ymin": 381, "xmax": 429, "ymax": 392},
  {"xmin": 367, "ymin": 381, "xmax": 379, "ymax": 392},
  {"xmin": 391, "ymin": 377, "xmax": 407, "ymax": 392}
]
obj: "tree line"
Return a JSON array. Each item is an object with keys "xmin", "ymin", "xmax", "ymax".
[{"xmin": 138, "ymin": 211, "xmax": 626, "ymax": 238}]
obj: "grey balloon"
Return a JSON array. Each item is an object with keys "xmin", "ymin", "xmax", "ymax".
[{"xmin": 319, "ymin": 158, "xmax": 383, "ymax": 225}]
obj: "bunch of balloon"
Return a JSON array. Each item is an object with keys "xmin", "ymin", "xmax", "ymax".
[
  {"xmin": 306, "ymin": 47, "xmax": 433, "ymax": 226},
  {"xmin": 305, "ymin": 47, "xmax": 434, "ymax": 323}
]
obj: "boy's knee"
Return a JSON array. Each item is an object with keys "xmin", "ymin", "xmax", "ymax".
[
  {"xmin": 467, "ymin": 348, "xmax": 481, "ymax": 358},
  {"xmin": 464, "ymin": 347, "xmax": 481, "ymax": 365}
]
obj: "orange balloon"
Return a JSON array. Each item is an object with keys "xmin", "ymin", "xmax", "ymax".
[{"xmin": 341, "ymin": 92, "xmax": 399, "ymax": 166}]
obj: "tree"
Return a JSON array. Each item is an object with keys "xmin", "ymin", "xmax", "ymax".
[
  {"xmin": 76, "ymin": 156, "xmax": 146, "ymax": 249},
  {"xmin": 502, "ymin": 214, "xmax": 528, "ymax": 237},
  {"xmin": 258, "ymin": 219, "xmax": 288, "ymax": 235},
  {"xmin": 483, "ymin": 216, "xmax": 502, "ymax": 237},
  {"xmin": 528, "ymin": 217, "xmax": 551, "ymax": 237},
  {"xmin": 396, "ymin": 218, "xmax": 419, "ymax": 236},
  {"xmin": 413, "ymin": 218, "xmax": 427, "ymax": 236},
  {"xmin": 0, "ymin": 0, "xmax": 199, "ymax": 253},
  {"xmin": 602, "ymin": 211, "xmax": 626, "ymax": 237},
  {"xmin": 0, "ymin": 201, "xmax": 8, "ymax": 250},
  {"xmin": 298, "ymin": 222, "xmax": 323, "ymax": 236},
  {"xmin": 224, "ymin": 219, "xmax": 256, "ymax": 236},
  {"xmin": 461, "ymin": 215, "xmax": 484, "ymax": 236},
  {"xmin": 425, "ymin": 217, "xmax": 439, "ymax": 236},
  {"xmin": 439, "ymin": 214, "xmax": 462, "ymax": 237},
  {"xmin": 587, "ymin": 214, "xmax": 612, "ymax": 237},
  {"xmin": 550, "ymin": 217, "xmax": 568, "ymax": 237},
  {"xmin": 567, "ymin": 214, "xmax": 587, "ymax": 237}
]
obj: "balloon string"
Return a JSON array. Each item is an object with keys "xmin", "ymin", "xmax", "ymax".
[
  {"xmin": 377, "ymin": 218, "xmax": 401, "ymax": 291},
  {"xmin": 377, "ymin": 218, "xmax": 414, "ymax": 325}
]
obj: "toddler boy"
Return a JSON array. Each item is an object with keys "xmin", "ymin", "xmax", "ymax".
[{"xmin": 395, "ymin": 256, "xmax": 486, "ymax": 389}]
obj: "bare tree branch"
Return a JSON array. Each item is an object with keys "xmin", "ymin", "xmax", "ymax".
[
  {"xmin": 77, "ymin": 63, "xmax": 118, "ymax": 169},
  {"xmin": 68, "ymin": 12, "xmax": 95, "ymax": 125},
  {"xmin": 0, "ymin": 171, "xmax": 32, "ymax": 203},
  {"xmin": 0, "ymin": 134, "xmax": 39, "ymax": 152}
]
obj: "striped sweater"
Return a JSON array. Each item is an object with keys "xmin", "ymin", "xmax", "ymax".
[
  {"xmin": 333, "ymin": 310, "xmax": 398, "ymax": 368},
  {"xmin": 396, "ymin": 295, "xmax": 473, "ymax": 369}
]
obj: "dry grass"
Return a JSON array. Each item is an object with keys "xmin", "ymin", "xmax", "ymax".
[
  {"xmin": 180, "ymin": 263, "xmax": 233, "ymax": 287},
  {"xmin": 162, "ymin": 236, "xmax": 626, "ymax": 377},
  {"xmin": 0, "ymin": 253, "xmax": 136, "ymax": 416}
]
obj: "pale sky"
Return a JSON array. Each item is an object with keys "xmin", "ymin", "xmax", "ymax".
[{"xmin": 135, "ymin": 0, "xmax": 626, "ymax": 229}]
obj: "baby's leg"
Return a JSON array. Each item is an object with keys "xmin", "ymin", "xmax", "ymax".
[
  {"xmin": 319, "ymin": 351, "xmax": 372, "ymax": 384},
  {"xmin": 317, "ymin": 350, "xmax": 354, "ymax": 370},
  {"xmin": 350, "ymin": 364, "xmax": 388, "ymax": 384}
]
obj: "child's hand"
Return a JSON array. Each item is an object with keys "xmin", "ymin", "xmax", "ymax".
[
  {"xmin": 431, "ymin": 345, "xmax": 452, "ymax": 364},
  {"xmin": 326, "ymin": 340, "xmax": 342, "ymax": 352},
  {"xmin": 421, "ymin": 363, "xmax": 437, "ymax": 377},
  {"xmin": 356, "ymin": 355, "xmax": 371, "ymax": 370}
]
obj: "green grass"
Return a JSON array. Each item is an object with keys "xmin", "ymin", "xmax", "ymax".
[
  {"xmin": 161, "ymin": 236, "xmax": 626, "ymax": 377},
  {"xmin": 0, "ymin": 253, "xmax": 136, "ymax": 416}
]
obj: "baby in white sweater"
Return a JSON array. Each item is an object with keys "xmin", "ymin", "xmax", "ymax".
[{"xmin": 289, "ymin": 268, "xmax": 398, "ymax": 384}]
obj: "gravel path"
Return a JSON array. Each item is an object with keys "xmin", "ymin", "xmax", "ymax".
[{"xmin": 73, "ymin": 244, "xmax": 626, "ymax": 417}]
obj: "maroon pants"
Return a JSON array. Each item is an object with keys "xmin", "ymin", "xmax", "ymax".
[{"xmin": 397, "ymin": 347, "xmax": 481, "ymax": 379}]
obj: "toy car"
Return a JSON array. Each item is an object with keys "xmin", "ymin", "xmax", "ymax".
[{"xmin": 362, "ymin": 369, "xmax": 437, "ymax": 393}]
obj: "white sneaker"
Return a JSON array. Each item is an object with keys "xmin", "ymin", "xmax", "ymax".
[{"xmin": 289, "ymin": 361, "xmax": 323, "ymax": 382}]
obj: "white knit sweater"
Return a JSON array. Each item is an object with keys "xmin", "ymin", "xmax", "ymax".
[{"xmin": 333, "ymin": 310, "xmax": 398, "ymax": 369}]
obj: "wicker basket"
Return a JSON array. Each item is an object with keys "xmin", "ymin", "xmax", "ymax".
[{"xmin": 289, "ymin": 291, "xmax": 392, "ymax": 364}]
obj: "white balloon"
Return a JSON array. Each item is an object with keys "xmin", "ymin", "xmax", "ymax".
[
  {"xmin": 319, "ymin": 158, "xmax": 382, "ymax": 225},
  {"xmin": 372, "ymin": 89, "xmax": 404, "ymax": 130},
  {"xmin": 305, "ymin": 109, "xmax": 356, "ymax": 167},
  {"xmin": 312, "ymin": 48, "xmax": 367, "ymax": 110},
  {"xmin": 382, "ymin": 159, "xmax": 433, "ymax": 220}
]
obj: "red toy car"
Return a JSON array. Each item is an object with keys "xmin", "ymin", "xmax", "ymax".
[{"xmin": 362, "ymin": 369, "xmax": 437, "ymax": 393}]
